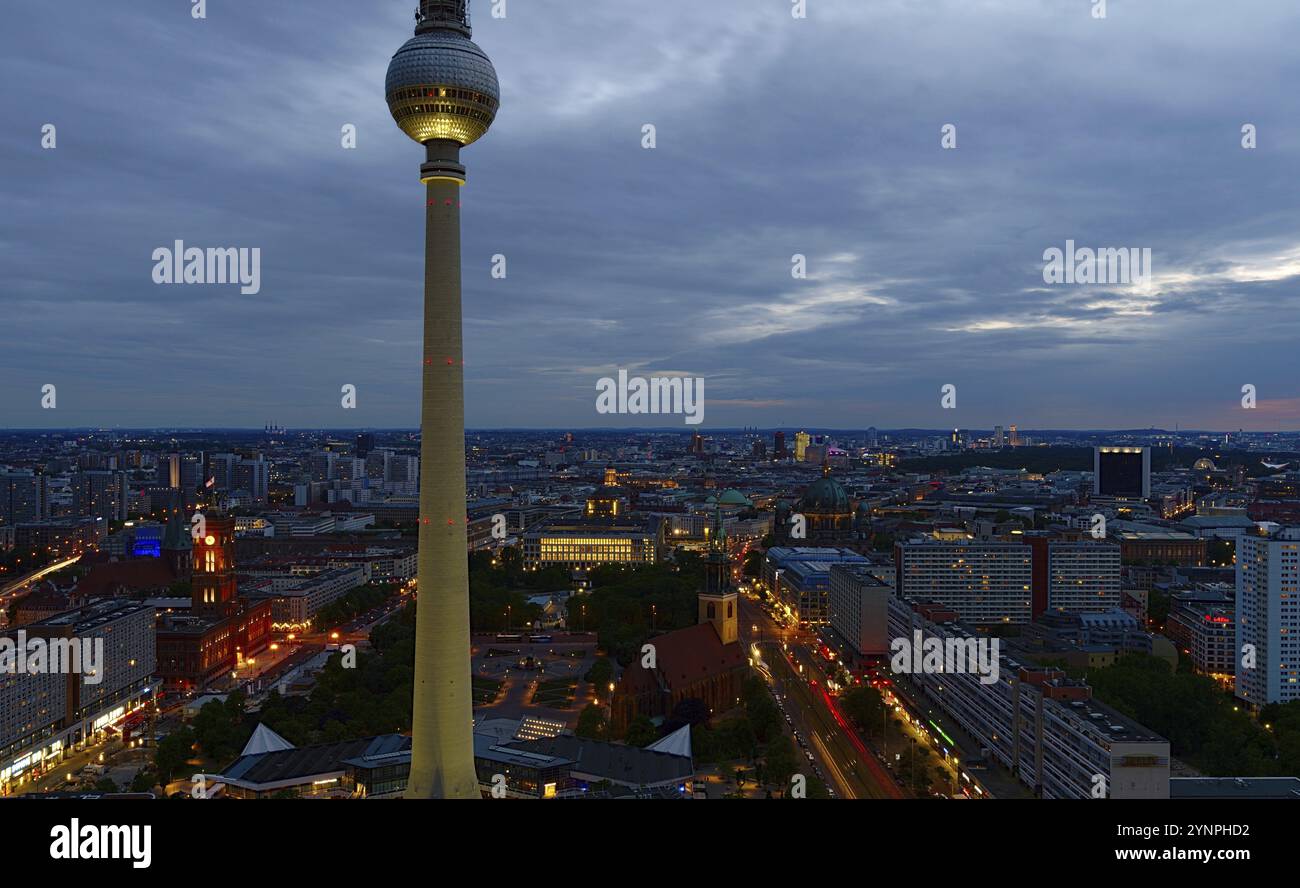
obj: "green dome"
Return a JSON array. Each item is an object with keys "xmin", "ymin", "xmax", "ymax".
[
  {"xmin": 800, "ymin": 476, "xmax": 850, "ymax": 514},
  {"xmin": 716, "ymin": 489, "xmax": 751, "ymax": 506}
]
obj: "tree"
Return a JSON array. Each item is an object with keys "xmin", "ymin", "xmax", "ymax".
[
  {"xmin": 745, "ymin": 690, "xmax": 782, "ymax": 743},
  {"xmin": 584, "ymin": 656, "xmax": 613, "ymax": 688},
  {"xmin": 670, "ymin": 697, "xmax": 711, "ymax": 729},
  {"xmin": 805, "ymin": 774, "xmax": 831, "ymax": 799},
  {"xmin": 763, "ymin": 735, "xmax": 798, "ymax": 795},
  {"xmin": 624, "ymin": 715, "xmax": 658, "ymax": 748},
  {"xmin": 130, "ymin": 770, "xmax": 157, "ymax": 794},
  {"xmin": 909, "ymin": 764, "xmax": 932, "ymax": 795},
  {"xmin": 575, "ymin": 703, "xmax": 607, "ymax": 740},
  {"xmin": 1206, "ymin": 538, "xmax": 1234, "ymax": 567},
  {"xmin": 841, "ymin": 685, "xmax": 885, "ymax": 735},
  {"xmin": 191, "ymin": 696, "xmax": 247, "ymax": 764},
  {"xmin": 154, "ymin": 726, "xmax": 196, "ymax": 783}
]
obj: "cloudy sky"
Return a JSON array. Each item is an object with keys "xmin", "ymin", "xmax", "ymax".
[{"xmin": 3, "ymin": 0, "xmax": 1299, "ymax": 431}]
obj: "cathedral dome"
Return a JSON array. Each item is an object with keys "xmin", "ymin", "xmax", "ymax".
[{"xmin": 800, "ymin": 475, "xmax": 850, "ymax": 514}]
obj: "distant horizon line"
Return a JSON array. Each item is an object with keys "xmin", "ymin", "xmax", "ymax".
[{"xmin": 0, "ymin": 426, "xmax": 1294, "ymax": 436}]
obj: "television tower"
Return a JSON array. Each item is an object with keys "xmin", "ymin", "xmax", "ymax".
[{"xmin": 385, "ymin": 0, "xmax": 500, "ymax": 799}]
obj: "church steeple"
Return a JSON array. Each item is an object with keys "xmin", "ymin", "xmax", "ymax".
[
  {"xmin": 699, "ymin": 505, "xmax": 738, "ymax": 644},
  {"xmin": 703, "ymin": 505, "xmax": 729, "ymax": 595},
  {"xmin": 160, "ymin": 493, "xmax": 192, "ymax": 580}
]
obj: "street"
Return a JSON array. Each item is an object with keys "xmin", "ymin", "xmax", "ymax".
[{"xmin": 740, "ymin": 591, "xmax": 904, "ymax": 799}]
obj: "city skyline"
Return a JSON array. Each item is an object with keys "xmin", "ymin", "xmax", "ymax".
[
  {"xmin": 5, "ymin": 0, "xmax": 1300, "ymax": 430},
  {"xmin": 2, "ymin": 424, "xmax": 1298, "ymax": 436}
]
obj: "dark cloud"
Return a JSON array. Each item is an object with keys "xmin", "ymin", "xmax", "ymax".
[{"xmin": 2, "ymin": 0, "xmax": 1298, "ymax": 430}]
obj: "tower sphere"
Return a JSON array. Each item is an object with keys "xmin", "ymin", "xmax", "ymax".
[{"xmin": 386, "ymin": 4, "xmax": 500, "ymax": 147}]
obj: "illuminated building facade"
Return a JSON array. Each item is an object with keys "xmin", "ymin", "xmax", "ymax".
[
  {"xmin": 74, "ymin": 507, "xmax": 192, "ymax": 599},
  {"xmin": 522, "ymin": 518, "xmax": 663, "ymax": 570},
  {"xmin": 155, "ymin": 505, "xmax": 271, "ymax": 692},
  {"xmin": 585, "ymin": 466, "xmax": 629, "ymax": 518},
  {"xmin": 794, "ymin": 431, "xmax": 811, "ymax": 462},
  {"xmin": 13, "ymin": 517, "xmax": 104, "ymax": 560},
  {"xmin": 887, "ymin": 597, "xmax": 1170, "ymax": 798},
  {"xmin": 1167, "ymin": 601, "xmax": 1235, "ymax": 679},
  {"xmin": 0, "ymin": 600, "xmax": 157, "ymax": 797}
]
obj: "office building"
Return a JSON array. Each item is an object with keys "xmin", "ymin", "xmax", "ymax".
[
  {"xmin": 794, "ymin": 431, "xmax": 811, "ymax": 462},
  {"xmin": 888, "ymin": 597, "xmax": 1170, "ymax": 798},
  {"xmin": 233, "ymin": 456, "xmax": 270, "ymax": 505},
  {"xmin": 1093, "ymin": 446, "xmax": 1151, "ymax": 500},
  {"xmin": 827, "ymin": 562, "xmax": 891, "ymax": 662},
  {"xmin": 14, "ymin": 517, "xmax": 105, "ymax": 560},
  {"xmin": 522, "ymin": 518, "xmax": 662, "ymax": 570},
  {"xmin": 1, "ymin": 600, "xmax": 157, "ymax": 796},
  {"xmin": 764, "ymin": 547, "xmax": 870, "ymax": 625},
  {"xmin": 895, "ymin": 538, "xmax": 1033, "ymax": 624},
  {"xmin": 1045, "ymin": 541, "xmax": 1121, "ymax": 614},
  {"xmin": 73, "ymin": 470, "xmax": 127, "ymax": 522},
  {"xmin": 1114, "ymin": 530, "xmax": 1205, "ymax": 566},
  {"xmin": 0, "ymin": 470, "xmax": 46, "ymax": 525},
  {"xmin": 255, "ymin": 565, "xmax": 370, "ymax": 633},
  {"xmin": 1236, "ymin": 526, "xmax": 1300, "ymax": 706},
  {"xmin": 1168, "ymin": 601, "xmax": 1235, "ymax": 679}
]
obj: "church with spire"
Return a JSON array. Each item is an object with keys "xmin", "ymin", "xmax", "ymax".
[
  {"xmin": 697, "ymin": 507, "xmax": 738, "ymax": 645},
  {"xmin": 610, "ymin": 506, "xmax": 747, "ymax": 735}
]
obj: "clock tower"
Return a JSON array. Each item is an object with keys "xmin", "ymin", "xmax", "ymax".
[{"xmin": 193, "ymin": 509, "xmax": 238, "ymax": 618}]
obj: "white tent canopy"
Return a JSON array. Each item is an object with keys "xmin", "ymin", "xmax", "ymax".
[
  {"xmin": 646, "ymin": 724, "xmax": 692, "ymax": 759},
  {"xmin": 241, "ymin": 722, "xmax": 294, "ymax": 757}
]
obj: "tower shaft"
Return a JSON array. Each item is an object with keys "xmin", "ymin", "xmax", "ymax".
[{"xmin": 408, "ymin": 155, "xmax": 478, "ymax": 798}]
